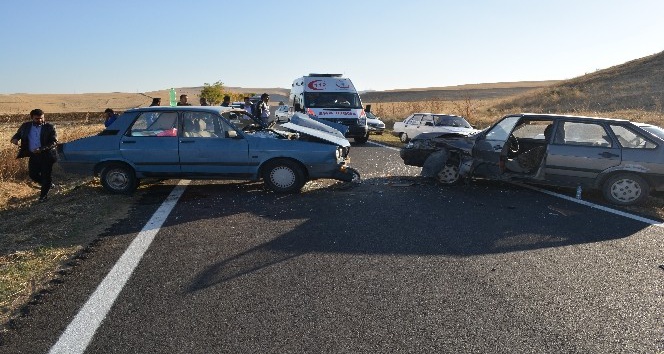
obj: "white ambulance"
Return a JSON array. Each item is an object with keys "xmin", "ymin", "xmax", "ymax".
[{"xmin": 290, "ymin": 74, "xmax": 369, "ymax": 143}]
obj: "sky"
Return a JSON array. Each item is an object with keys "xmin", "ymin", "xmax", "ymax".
[{"xmin": 1, "ymin": 0, "xmax": 663, "ymax": 94}]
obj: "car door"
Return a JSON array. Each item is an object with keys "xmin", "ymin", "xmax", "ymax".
[
  {"xmin": 120, "ymin": 111, "xmax": 181, "ymax": 175},
  {"xmin": 404, "ymin": 114, "xmax": 424, "ymax": 139},
  {"xmin": 178, "ymin": 111, "xmax": 252, "ymax": 177},
  {"xmin": 544, "ymin": 120, "xmax": 621, "ymax": 185},
  {"xmin": 472, "ymin": 115, "xmax": 523, "ymax": 176}
]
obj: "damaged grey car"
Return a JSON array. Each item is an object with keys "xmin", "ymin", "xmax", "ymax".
[{"xmin": 400, "ymin": 113, "xmax": 664, "ymax": 206}]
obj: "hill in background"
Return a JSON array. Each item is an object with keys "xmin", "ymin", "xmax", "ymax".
[{"xmin": 496, "ymin": 51, "xmax": 664, "ymax": 114}]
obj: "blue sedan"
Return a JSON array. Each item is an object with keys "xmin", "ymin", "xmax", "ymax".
[{"xmin": 57, "ymin": 107, "xmax": 359, "ymax": 194}]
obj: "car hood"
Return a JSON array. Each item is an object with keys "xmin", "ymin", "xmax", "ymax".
[
  {"xmin": 281, "ymin": 113, "xmax": 351, "ymax": 148},
  {"xmin": 409, "ymin": 131, "xmax": 480, "ymax": 152}
]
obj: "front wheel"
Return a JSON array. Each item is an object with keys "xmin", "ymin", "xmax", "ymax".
[
  {"xmin": 262, "ymin": 159, "xmax": 306, "ymax": 193},
  {"xmin": 354, "ymin": 134, "xmax": 369, "ymax": 144},
  {"xmin": 100, "ymin": 163, "xmax": 138, "ymax": 194},
  {"xmin": 602, "ymin": 173, "xmax": 649, "ymax": 205},
  {"xmin": 346, "ymin": 167, "xmax": 361, "ymax": 184},
  {"xmin": 436, "ymin": 163, "xmax": 460, "ymax": 185}
]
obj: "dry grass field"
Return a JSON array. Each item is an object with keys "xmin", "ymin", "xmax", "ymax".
[{"xmin": 1, "ymin": 51, "xmax": 663, "ymax": 333}]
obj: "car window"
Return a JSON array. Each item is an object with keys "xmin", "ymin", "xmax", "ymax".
[
  {"xmin": 182, "ymin": 112, "xmax": 222, "ymax": 138},
  {"xmin": 222, "ymin": 111, "xmax": 254, "ymax": 132},
  {"xmin": 433, "ymin": 115, "xmax": 472, "ymax": 128},
  {"xmin": 555, "ymin": 122, "xmax": 612, "ymax": 147},
  {"xmin": 421, "ymin": 115, "xmax": 434, "ymax": 126},
  {"xmin": 129, "ymin": 112, "xmax": 178, "ymax": 137},
  {"xmin": 609, "ymin": 124, "xmax": 656, "ymax": 149},
  {"xmin": 512, "ymin": 121, "xmax": 553, "ymax": 140},
  {"xmin": 408, "ymin": 114, "xmax": 423, "ymax": 125},
  {"xmin": 485, "ymin": 116, "xmax": 521, "ymax": 141}
]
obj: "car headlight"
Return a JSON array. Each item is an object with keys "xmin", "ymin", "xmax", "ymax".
[{"xmin": 336, "ymin": 147, "xmax": 342, "ymax": 159}]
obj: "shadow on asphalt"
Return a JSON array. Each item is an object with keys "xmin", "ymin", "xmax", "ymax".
[{"xmin": 112, "ymin": 176, "xmax": 656, "ymax": 293}]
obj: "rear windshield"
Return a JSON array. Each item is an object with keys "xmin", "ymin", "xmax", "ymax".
[{"xmin": 304, "ymin": 92, "xmax": 362, "ymax": 109}]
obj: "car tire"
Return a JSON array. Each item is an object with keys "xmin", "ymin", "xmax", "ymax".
[
  {"xmin": 100, "ymin": 163, "xmax": 138, "ymax": 194},
  {"xmin": 346, "ymin": 167, "xmax": 361, "ymax": 184},
  {"xmin": 262, "ymin": 159, "xmax": 306, "ymax": 193},
  {"xmin": 400, "ymin": 133, "xmax": 409, "ymax": 143},
  {"xmin": 436, "ymin": 163, "xmax": 460, "ymax": 185},
  {"xmin": 602, "ymin": 173, "xmax": 649, "ymax": 206},
  {"xmin": 354, "ymin": 134, "xmax": 369, "ymax": 144}
]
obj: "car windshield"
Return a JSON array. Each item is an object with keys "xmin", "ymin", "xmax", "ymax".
[
  {"xmin": 304, "ymin": 92, "xmax": 363, "ymax": 109},
  {"xmin": 432, "ymin": 115, "xmax": 471, "ymax": 128},
  {"xmin": 641, "ymin": 125, "xmax": 664, "ymax": 140}
]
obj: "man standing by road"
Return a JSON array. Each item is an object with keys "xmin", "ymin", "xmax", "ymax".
[
  {"xmin": 103, "ymin": 108, "xmax": 119, "ymax": 127},
  {"xmin": 220, "ymin": 95, "xmax": 231, "ymax": 107},
  {"xmin": 255, "ymin": 93, "xmax": 270, "ymax": 126},
  {"xmin": 10, "ymin": 109, "xmax": 58, "ymax": 202}
]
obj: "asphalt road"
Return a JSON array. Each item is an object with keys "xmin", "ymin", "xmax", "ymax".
[{"xmin": 3, "ymin": 142, "xmax": 664, "ymax": 353}]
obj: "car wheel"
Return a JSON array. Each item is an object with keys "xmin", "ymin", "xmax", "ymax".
[
  {"xmin": 262, "ymin": 159, "xmax": 306, "ymax": 193},
  {"xmin": 346, "ymin": 167, "xmax": 361, "ymax": 184},
  {"xmin": 602, "ymin": 173, "xmax": 649, "ymax": 205},
  {"xmin": 100, "ymin": 163, "xmax": 138, "ymax": 194},
  {"xmin": 354, "ymin": 134, "xmax": 369, "ymax": 144},
  {"xmin": 436, "ymin": 163, "xmax": 460, "ymax": 185},
  {"xmin": 400, "ymin": 133, "xmax": 409, "ymax": 143}
]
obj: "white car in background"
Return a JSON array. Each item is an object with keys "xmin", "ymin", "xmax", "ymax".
[
  {"xmin": 392, "ymin": 113, "xmax": 478, "ymax": 143},
  {"xmin": 275, "ymin": 105, "xmax": 291, "ymax": 122},
  {"xmin": 365, "ymin": 111, "xmax": 385, "ymax": 134}
]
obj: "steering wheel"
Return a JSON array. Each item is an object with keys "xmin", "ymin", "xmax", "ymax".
[{"xmin": 507, "ymin": 134, "xmax": 520, "ymax": 155}]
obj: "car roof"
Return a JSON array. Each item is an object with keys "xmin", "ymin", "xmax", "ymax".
[
  {"xmin": 512, "ymin": 113, "xmax": 630, "ymax": 123},
  {"xmin": 127, "ymin": 106, "xmax": 234, "ymax": 114}
]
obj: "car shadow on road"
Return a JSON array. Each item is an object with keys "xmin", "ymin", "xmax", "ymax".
[{"xmin": 180, "ymin": 176, "xmax": 654, "ymax": 292}]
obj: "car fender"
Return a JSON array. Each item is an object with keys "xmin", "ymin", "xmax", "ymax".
[
  {"xmin": 595, "ymin": 164, "xmax": 651, "ymax": 188},
  {"xmin": 93, "ymin": 158, "xmax": 139, "ymax": 176}
]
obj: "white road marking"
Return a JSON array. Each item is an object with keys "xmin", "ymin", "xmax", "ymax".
[
  {"xmin": 49, "ymin": 180, "xmax": 190, "ymax": 354},
  {"xmin": 372, "ymin": 141, "xmax": 664, "ymax": 227},
  {"xmin": 515, "ymin": 183, "xmax": 664, "ymax": 228},
  {"xmin": 367, "ymin": 140, "xmax": 401, "ymax": 152}
]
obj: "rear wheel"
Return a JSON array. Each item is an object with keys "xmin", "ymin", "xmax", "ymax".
[
  {"xmin": 602, "ymin": 173, "xmax": 649, "ymax": 205},
  {"xmin": 400, "ymin": 133, "xmax": 409, "ymax": 143},
  {"xmin": 262, "ymin": 159, "xmax": 306, "ymax": 193},
  {"xmin": 100, "ymin": 163, "xmax": 138, "ymax": 194}
]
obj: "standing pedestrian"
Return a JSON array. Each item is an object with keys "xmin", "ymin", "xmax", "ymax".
[
  {"xmin": 10, "ymin": 109, "xmax": 58, "ymax": 202},
  {"xmin": 177, "ymin": 94, "xmax": 191, "ymax": 106},
  {"xmin": 220, "ymin": 95, "xmax": 231, "ymax": 107},
  {"xmin": 255, "ymin": 93, "xmax": 271, "ymax": 126},
  {"xmin": 199, "ymin": 97, "xmax": 209, "ymax": 106},
  {"xmin": 103, "ymin": 108, "xmax": 119, "ymax": 127},
  {"xmin": 150, "ymin": 97, "xmax": 161, "ymax": 106},
  {"xmin": 243, "ymin": 96, "xmax": 254, "ymax": 119}
]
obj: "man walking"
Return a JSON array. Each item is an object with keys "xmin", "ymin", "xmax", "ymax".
[{"xmin": 10, "ymin": 109, "xmax": 58, "ymax": 202}]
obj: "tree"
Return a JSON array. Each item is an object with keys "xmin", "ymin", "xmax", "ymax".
[{"xmin": 199, "ymin": 81, "xmax": 226, "ymax": 105}]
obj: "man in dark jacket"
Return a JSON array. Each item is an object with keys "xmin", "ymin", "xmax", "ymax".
[{"xmin": 10, "ymin": 108, "xmax": 58, "ymax": 202}]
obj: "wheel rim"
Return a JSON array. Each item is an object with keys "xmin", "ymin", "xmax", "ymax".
[
  {"xmin": 270, "ymin": 166, "xmax": 296, "ymax": 188},
  {"xmin": 610, "ymin": 178, "xmax": 642, "ymax": 203},
  {"xmin": 107, "ymin": 169, "xmax": 129, "ymax": 190},
  {"xmin": 437, "ymin": 164, "xmax": 459, "ymax": 184}
]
